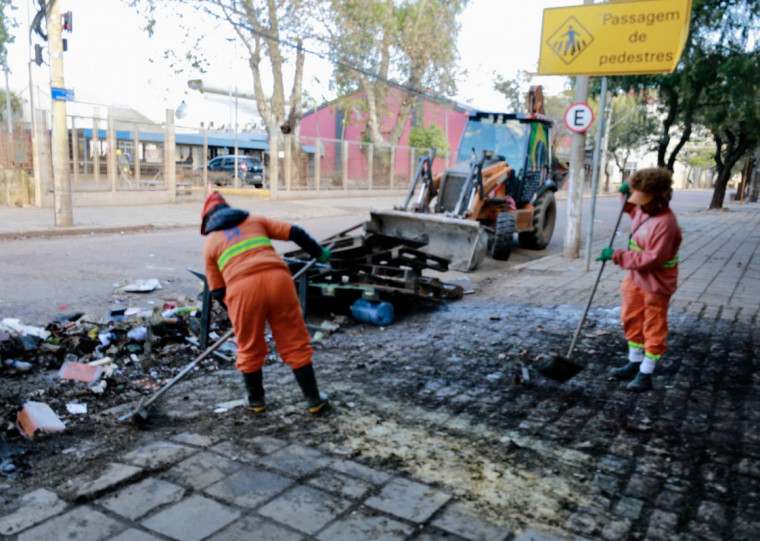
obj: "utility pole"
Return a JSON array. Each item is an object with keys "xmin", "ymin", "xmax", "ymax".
[
  {"xmin": 3, "ymin": 48, "xmax": 13, "ymax": 166},
  {"xmin": 563, "ymin": 74, "xmax": 589, "ymax": 259},
  {"xmin": 47, "ymin": 0, "xmax": 73, "ymax": 226},
  {"xmin": 562, "ymin": 0, "xmax": 594, "ymax": 259},
  {"xmin": 583, "ymin": 75, "xmax": 607, "ymax": 272}
]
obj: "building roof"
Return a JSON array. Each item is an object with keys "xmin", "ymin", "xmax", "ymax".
[{"xmin": 81, "ymin": 129, "xmax": 270, "ymax": 151}]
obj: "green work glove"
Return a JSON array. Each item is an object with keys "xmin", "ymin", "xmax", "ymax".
[
  {"xmin": 619, "ymin": 182, "xmax": 630, "ymax": 195},
  {"xmin": 596, "ymin": 247, "xmax": 614, "ymax": 262},
  {"xmin": 317, "ymin": 247, "xmax": 331, "ymax": 263}
]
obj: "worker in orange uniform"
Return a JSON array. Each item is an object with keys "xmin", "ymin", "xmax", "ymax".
[
  {"xmin": 201, "ymin": 190, "xmax": 331, "ymax": 413},
  {"xmin": 597, "ymin": 168, "xmax": 682, "ymax": 392}
]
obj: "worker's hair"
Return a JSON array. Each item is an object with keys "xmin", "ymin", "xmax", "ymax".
[{"xmin": 629, "ymin": 167, "xmax": 673, "ymax": 194}]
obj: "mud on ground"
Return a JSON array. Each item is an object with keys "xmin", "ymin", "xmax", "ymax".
[{"xmin": 1, "ymin": 271, "xmax": 758, "ymax": 540}]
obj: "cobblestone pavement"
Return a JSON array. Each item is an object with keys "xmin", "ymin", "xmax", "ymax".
[{"xmin": 0, "ymin": 200, "xmax": 758, "ymax": 540}]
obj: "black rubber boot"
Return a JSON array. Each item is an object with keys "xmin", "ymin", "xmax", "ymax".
[
  {"xmin": 610, "ymin": 362, "xmax": 640, "ymax": 379},
  {"xmin": 242, "ymin": 370, "xmax": 266, "ymax": 413},
  {"xmin": 626, "ymin": 372, "xmax": 652, "ymax": 392},
  {"xmin": 293, "ymin": 364, "xmax": 328, "ymax": 414}
]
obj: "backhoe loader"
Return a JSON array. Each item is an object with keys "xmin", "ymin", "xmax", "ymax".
[{"xmin": 366, "ymin": 86, "xmax": 559, "ymax": 271}]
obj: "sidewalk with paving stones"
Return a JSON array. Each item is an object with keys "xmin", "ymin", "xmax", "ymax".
[
  {"xmin": 0, "ymin": 431, "xmax": 538, "ymax": 541},
  {"xmin": 1, "ymin": 198, "xmax": 758, "ymax": 540}
]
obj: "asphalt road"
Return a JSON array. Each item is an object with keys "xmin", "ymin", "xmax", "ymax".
[{"xmin": 0, "ymin": 190, "xmax": 713, "ymax": 324}]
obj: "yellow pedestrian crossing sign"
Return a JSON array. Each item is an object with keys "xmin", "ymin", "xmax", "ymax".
[
  {"xmin": 538, "ymin": 0, "xmax": 692, "ymax": 76},
  {"xmin": 546, "ymin": 16, "xmax": 594, "ymax": 65}
]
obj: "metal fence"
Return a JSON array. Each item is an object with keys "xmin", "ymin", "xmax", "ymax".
[
  {"xmin": 270, "ymin": 134, "xmax": 454, "ymax": 195},
  {"xmin": 0, "ymin": 108, "xmax": 459, "ymax": 206}
]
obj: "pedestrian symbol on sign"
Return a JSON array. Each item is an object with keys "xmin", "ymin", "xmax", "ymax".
[{"xmin": 546, "ymin": 16, "xmax": 593, "ymax": 65}]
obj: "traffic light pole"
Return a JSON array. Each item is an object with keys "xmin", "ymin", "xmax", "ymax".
[{"xmin": 46, "ymin": 0, "xmax": 73, "ymax": 226}]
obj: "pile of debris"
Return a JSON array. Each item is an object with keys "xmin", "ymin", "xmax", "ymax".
[
  {"xmin": 286, "ymin": 224, "xmax": 465, "ymax": 314},
  {"xmin": 1, "ymin": 237, "xmax": 465, "ymax": 445},
  {"xmin": 0, "ymin": 294, "xmax": 236, "ymax": 440}
]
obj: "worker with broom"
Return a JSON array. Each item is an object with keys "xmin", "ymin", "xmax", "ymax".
[
  {"xmin": 201, "ymin": 189, "xmax": 331, "ymax": 413},
  {"xmin": 596, "ymin": 168, "xmax": 682, "ymax": 392}
]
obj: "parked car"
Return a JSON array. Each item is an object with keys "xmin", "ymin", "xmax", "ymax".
[{"xmin": 193, "ymin": 155, "xmax": 264, "ymax": 187}]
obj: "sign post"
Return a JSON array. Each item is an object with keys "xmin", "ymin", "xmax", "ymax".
[
  {"xmin": 539, "ymin": 0, "xmax": 691, "ymax": 261},
  {"xmin": 539, "ymin": 0, "xmax": 692, "ymax": 76}
]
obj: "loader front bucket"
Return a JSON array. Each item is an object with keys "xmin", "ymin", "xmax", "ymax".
[{"xmin": 366, "ymin": 209, "xmax": 488, "ymax": 272}]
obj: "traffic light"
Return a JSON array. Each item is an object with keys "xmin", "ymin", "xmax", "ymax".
[
  {"xmin": 61, "ymin": 11, "xmax": 73, "ymax": 33},
  {"xmin": 34, "ymin": 44, "xmax": 43, "ymax": 66}
]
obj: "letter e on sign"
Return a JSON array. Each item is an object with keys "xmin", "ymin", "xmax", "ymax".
[{"xmin": 564, "ymin": 102, "xmax": 594, "ymax": 133}]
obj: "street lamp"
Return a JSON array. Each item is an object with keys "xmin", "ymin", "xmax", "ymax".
[{"xmin": 175, "ymin": 101, "xmax": 189, "ymax": 119}]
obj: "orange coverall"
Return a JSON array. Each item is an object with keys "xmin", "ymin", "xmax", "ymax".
[
  {"xmin": 204, "ymin": 216, "xmax": 312, "ymax": 373},
  {"xmin": 612, "ymin": 202, "xmax": 681, "ymax": 362}
]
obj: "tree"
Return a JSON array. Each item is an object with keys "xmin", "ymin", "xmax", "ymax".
[
  {"xmin": 605, "ymin": 91, "xmax": 660, "ymax": 179},
  {"xmin": 493, "ymin": 70, "xmax": 529, "ymax": 112},
  {"xmin": 324, "ymin": 0, "xmax": 467, "ymax": 148},
  {"xmin": 0, "ymin": 0, "xmax": 14, "ymax": 50},
  {"xmin": 700, "ymin": 51, "xmax": 760, "ymax": 208},
  {"xmin": 0, "ymin": 89, "xmax": 23, "ymax": 121},
  {"xmin": 127, "ymin": 0, "xmax": 313, "ymax": 144},
  {"xmin": 542, "ymin": 89, "xmax": 575, "ymax": 177},
  {"xmin": 408, "ymin": 123, "xmax": 448, "ymax": 154},
  {"xmin": 608, "ymin": 0, "xmax": 760, "ymax": 208}
]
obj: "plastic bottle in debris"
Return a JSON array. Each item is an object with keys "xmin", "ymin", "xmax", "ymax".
[
  {"xmin": 127, "ymin": 326, "xmax": 148, "ymax": 341},
  {"xmin": 350, "ymin": 299, "xmax": 395, "ymax": 326},
  {"xmin": 4, "ymin": 359, "xmax": 33, "ymax": 372}
]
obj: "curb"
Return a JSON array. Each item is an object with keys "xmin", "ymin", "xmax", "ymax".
[{"xmin": 0, "ymin": 223, "xmax": 196, "ymax": 241}]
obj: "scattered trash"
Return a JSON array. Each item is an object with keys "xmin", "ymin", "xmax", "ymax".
[
  {"xmin": 320, "ymin": 321, "xmax": 340, "ymax": 332},
  {"xmin": 89, "ymin": 380, "xmax": 107, "ymax": 394},
  {"xmin": 521, "ymin": 365, "xmax": 530, "ymax": 383},
  {"xmin": 216, "ymin": 399, "xmax": 245, "ymax": 410},
  {"xmin": 351, "ymin": 299, "xmax": 395, "ymax": 326},
  {"xmin": 66, "ymin": 403, "xmax": 88, "ymax": 415},
  {"xmin": 4, "ymin": 359, "xmax": 32, "ymax": 372},
  {"xmin": 127, "ymin": 327, "xmax": 148, "ymax": 342},
  {"xmin": 16, "ymin": 402, "xmax": 66, "ymax": 437},
  {"xmin": 59, "ymin": 361, "xmax": 103, "ymax": 384},
  {"xmin": 0, "ymin": 318, "xmax": 51, "ymax": 340},
  {"xmin": 112, "ymin": 279, "xmax": 162, "ymax": 293}
]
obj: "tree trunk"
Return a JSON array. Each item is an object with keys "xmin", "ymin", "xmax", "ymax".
[
  {"xmin": 750, "ymin": 147, "xmax": 760, "ymax": 202},
  {"xmin": 656, "ymin": 90, "xmax": 677, "ymax": 168},
  {"xmin": 709, "ymin": 136, "xmax": 752, "ymax": 209},
  {"xmin": 709, "ymin": 169, "xmax": 730, "ymax": 209}
]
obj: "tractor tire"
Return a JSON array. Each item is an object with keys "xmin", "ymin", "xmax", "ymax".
[
  {"xmin": 492, "ymin": 211, "xmax": 515, "ymax": 261},
  {"xmin": 519, "ymin": 191, "xmax": 557, "ymax": 250}
]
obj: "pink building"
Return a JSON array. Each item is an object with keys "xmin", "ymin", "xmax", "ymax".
[{"xmin": 300, "ymin": 89, "xmax": 473, "ymax": 182}]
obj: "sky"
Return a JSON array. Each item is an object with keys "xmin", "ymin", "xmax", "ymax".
[{"xmin": 5, "ymin": 0, "xmax": 580, "ymax": 125}]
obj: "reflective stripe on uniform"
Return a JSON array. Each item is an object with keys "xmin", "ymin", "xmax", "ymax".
[
  {"xmin": 218, "ymin": 236, "xmax": 272, "ymax": 271},
  {"xmin": 661, "ymin": 254, "xmax": 679, "ymax": 268},
  {"xmin": 627, "ymin": 341, "xmax": 644, "ymax": 350},
  {"xmin": 644, "ymin": 351, "xmax": 661, "ymax": 362},
  {"xmin": 629, "ymin": 239, "xmax": 678, "ymax": 268}
]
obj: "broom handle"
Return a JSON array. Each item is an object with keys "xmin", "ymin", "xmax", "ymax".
[
  {"xmin": 139, "ymin": 328, "xmax": 236, "ymax": 410},
  {"xmin": 566, "ymin": 195, "xmax": 629, "ymax": 358}
]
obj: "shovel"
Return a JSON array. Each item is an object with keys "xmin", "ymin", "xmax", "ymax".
[
  {"xmin": 120, "ymin": 327, "xmax": 236, "ymax": 424},
  {"xmin": 538, "ymin": 195, "xmax": 629, "ymax": 381}
]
